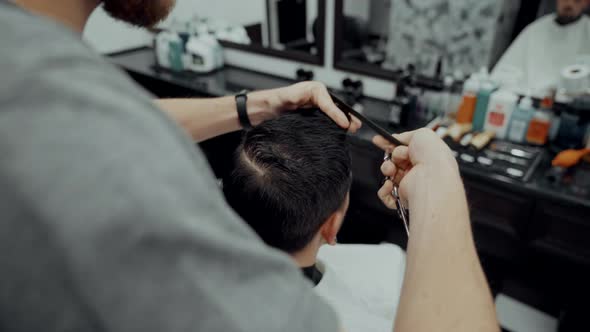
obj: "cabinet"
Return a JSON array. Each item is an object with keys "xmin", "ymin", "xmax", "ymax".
[{"xmin": 531, "ymin": 199, "xmax": 590, "ymax": 265}]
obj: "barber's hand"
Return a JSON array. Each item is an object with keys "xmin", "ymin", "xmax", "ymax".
[
  {"xmin": 249, "ymin": 81, "xmax": 362, "ymax": 132},
  {"xmin": 373, "ymin": 128, "xmax": 461, "ymax": 210}
]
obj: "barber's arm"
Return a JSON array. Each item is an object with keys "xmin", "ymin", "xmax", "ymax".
[
  {"xmin": 155, "ymin": 81, "xmax": 361, "ymax": 142},
  {"xmin": 374, "ymin": 129, "xmax": 499, "ymax": 332}
]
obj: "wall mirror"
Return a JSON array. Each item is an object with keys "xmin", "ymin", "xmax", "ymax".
[
  {"xmin": 162, "ymin": 0, "xmax": 326, "ymax": 65},
  {"xmin": 333, "ymin": 0, "xmax": 530, "ymax": 82}
]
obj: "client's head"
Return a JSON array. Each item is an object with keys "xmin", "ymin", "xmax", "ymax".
[
  {"xmin": 223, "ymin": 110, "xmax": 352, "ymax": 261},
  {"xmin": 556, "ymin": 0, "xmax": 590, "ymax": 25}
]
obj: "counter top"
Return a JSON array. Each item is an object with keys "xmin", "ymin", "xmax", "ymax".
[
  {"xmin": 109, "ymin": 47, "xmax": 590, "ymax": 210},
  {"xmin": 109, "ymin": 47, "xmax": 295, "ymax": 96}
]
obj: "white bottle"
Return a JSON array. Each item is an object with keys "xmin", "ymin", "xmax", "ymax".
[
  {"xmin": 484, "ymin": 89, "xmax": 519, "ymax": 140},
  {"xmin": 155, "ymin": 31, "xmax": 184, "ymax": 71},
  {"xmin": 185, "ymin": 35, "xmax": 221, "ymax": 73},
  {"xmin": 440, "ymin": 76, "xmax": 454, "ymax": 116}
]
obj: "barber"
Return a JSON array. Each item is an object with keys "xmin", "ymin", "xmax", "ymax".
[
  {"xmin": 374, "ymin": 131, "xmax": 499, "ymax": 331},
  {"xmin": 0, "ymin": 0, "xmax": 497, "ymax": 331},
  {"xmin": 492, "ymin": 0, "xmax": 590, "ymax": 92}
]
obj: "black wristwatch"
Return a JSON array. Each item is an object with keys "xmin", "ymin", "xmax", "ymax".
[{"xmin": 235, "ymin": 90, "xmax": 252, "ymax": 129}]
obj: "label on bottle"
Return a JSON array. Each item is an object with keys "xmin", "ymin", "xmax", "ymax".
[
  {"xmin": 526, "ymin": 120, "xmax": 550, "ymax": 145},
  {"xmin": 488, "ymin": 111, "xmax": 505, "ymax": 126},
  {"xmin": 508, "ymin": 120, "xmax": 527, "ymax": 142}
]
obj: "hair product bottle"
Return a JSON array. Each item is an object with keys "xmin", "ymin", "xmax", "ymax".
[
  {"xmin": 456, "ymin": 74, "xmax": 480, "ymax": 124},
  {"xmin": 484, "ymin": 89, "xmax": 519, "ymax": 140},
  {"xmin": 507, "ymin": 95, "xmax": 535, "ymax": 143}
]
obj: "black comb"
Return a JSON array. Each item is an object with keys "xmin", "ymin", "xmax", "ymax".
[{"xmin": 330, "ymin": 93, "xmax": 406, "ymax": 146}]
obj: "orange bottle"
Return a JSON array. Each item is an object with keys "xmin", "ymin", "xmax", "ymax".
[
  {"xmin": 526, "ymin": 110, "xmax": 551, "ymax": 145},
  {"xmin": 456, "ymin": 75, "xmax": 479, "ymax": 124},
  {"xmin": 456, "ymin": 94, "xmax": 478, "ymax": 124}
]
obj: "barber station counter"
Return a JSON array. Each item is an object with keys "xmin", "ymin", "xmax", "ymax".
[{"xmin": 110, "ymin": 47, "xmax": 590, "ymax": 311}]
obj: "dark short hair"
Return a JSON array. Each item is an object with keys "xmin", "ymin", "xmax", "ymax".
[{"xmin": 223, "ymin": 110, "xmax": 352, "ymax": 253}]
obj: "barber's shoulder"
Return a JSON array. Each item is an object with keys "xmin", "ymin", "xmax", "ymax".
[
  {"xmin": 0, "ymin": 4, "xmax": 91, "ymax": 59},
  {"xmin": 0, "ymin": 4, "xmax": 116, "ymax": 98}
]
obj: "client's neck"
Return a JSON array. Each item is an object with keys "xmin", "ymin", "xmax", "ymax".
[{"xmin": 291, "ymin": 234, "xmax": 322, "ymax": 267}]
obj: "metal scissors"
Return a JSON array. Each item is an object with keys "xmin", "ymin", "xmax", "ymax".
[
  {"xmin": 384, "ymin": 153, "xmax": 410, "ymax": 237},
  {"xmin": 330, "ymin": 92, "xmax": 410, "ymax": 236}
]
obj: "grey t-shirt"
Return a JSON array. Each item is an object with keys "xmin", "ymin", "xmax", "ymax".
[{"xmin": 0, "ymin": 3, "xmax": 338, "ymax": 331}]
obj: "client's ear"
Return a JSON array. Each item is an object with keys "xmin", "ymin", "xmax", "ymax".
[{"xmin": 320, "ymin": 209, "xmax": 345, "ymax": 246}]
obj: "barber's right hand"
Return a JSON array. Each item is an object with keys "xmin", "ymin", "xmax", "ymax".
[{"xmin": 373, "ymin": 128, "xmax": 461, "ymax": 210}]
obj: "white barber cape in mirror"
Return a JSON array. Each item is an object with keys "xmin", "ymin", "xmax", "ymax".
[
  {"xmin": 492, "ymin": 13, "xmax": 590, "ymax": 94},
  {"xmin": 315, "ymin": 243, "xmax": 406, "ymax": 332}
]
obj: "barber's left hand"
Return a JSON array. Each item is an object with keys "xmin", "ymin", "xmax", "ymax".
[{"xmin": 250, "ymin": 81, "xmax": 362, "ymax": 132}]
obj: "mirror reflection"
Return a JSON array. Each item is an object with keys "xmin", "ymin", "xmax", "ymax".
[
  {"xmin": 162, "ymin": 0, "xmax": 322, "ymax": 57},
  {"xmin": 492, "ymin": 0, "xmax": 590, "ymax": 93},
  {"xmin": 338, "ymin": 0, "xmax": 521, "ymax": 77},
  {"xmin": 336, "ymin": 0, "xmax": 590, "ymax": 94},
  {"xmin": 266, "ymin": 0, "xmax": 322, "ymax": 55}
]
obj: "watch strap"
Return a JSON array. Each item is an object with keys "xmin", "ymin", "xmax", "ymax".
[{"xmin": 235, "ymin": 90, "xmax": 252, "ymax": 129}]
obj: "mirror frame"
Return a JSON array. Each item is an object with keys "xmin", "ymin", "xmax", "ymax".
[
  {"xmin": 332, "ymin": 0, "xmax": 400, "ymax": 81},
  {"xmin": 219, "ymin": 0, "xmax": 326, "ymax": 66}
]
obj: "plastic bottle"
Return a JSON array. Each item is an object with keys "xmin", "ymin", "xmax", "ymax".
[
  {"xmin": 507, "ymin": 95, "xmax": 535, "ymax": 143},
  {"xmin": 549, "ymin": 112, "xmax": 561, "ymax": 141},
  {"xmin": 440, "ymin": 76, "xmax": 455, "ymax": 116},
  {"xmin": 155, "ymin": 31, "xmax": 184, "ymax": 71},
  {"xmin": 526, "ymin": 109, "xmax": 552, "ymax": 145},
  {"xmin": 472, "ymin": 81, "xmax": 496, "ymax": 131},
  {"xmin": 550, "ymin": 91, "xmax": 571, "ymax": 142},
  {"xmin": 456, "ymin": 74, "xmax": 480, "ymax": 124},
  {"xmin": 484, "ymin": 89, "xmax": 519, "ymax": 140}
]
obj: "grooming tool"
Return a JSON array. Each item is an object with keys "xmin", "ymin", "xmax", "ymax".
[
  {"xmin": 448, "ymin": 123, "xmax": 473, "ymax": 142},
  {"xmin": 552, "ymin": 148, "xmax": 590, "ymax": 168},
  {"xmin": 330, "ymin": 93, "xmax": 406, "ymax": 146},
  {"xmin": 383, "ymin": 153, "xmax": 410, "ymax": 237},
  {"xmin": 460, "ymin": 133, "xmax": 474, "ymax": 147},
  {"xmin": 393, "ymin": 185, "xmax": 410, "ymax": 237},
  {"xmin": 435, "ymin": 126, "xmax": 449, "ymax": 138},
  {"xmin": 426, "ymin": 115, "xmax": 444, "ymax": 130},
  {"xmin": 471, "ymin": 131, "xmax": 495, "ymax": 150}
]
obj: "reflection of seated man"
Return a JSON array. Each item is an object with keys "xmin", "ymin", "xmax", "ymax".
[
  {"xmin": 222, "ymin": 111, "xmax": 405, "ymax": 332},
  {"xmin": 492, "ymin": 0, "xmax": 590, "ymax": 93}
]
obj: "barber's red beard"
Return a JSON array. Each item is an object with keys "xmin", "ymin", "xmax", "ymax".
[{"xmin": 102, "ymin": 0, "xmax": 176, "ymax": 27}]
